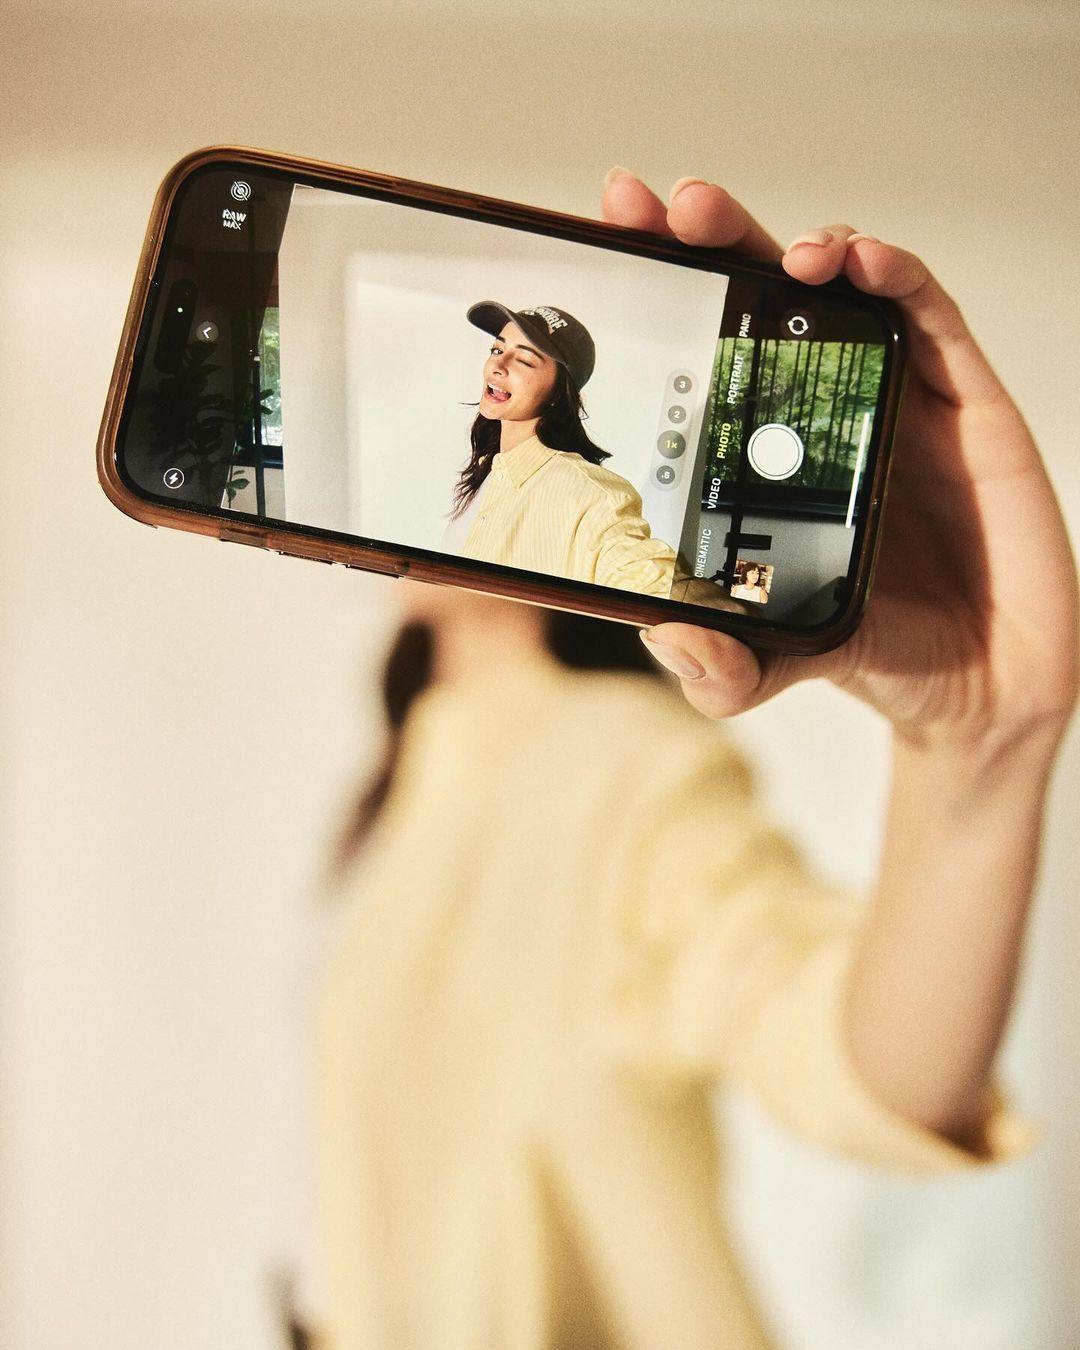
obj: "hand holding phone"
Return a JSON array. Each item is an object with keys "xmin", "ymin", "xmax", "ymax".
[{"xmin": 614, "ymin": 171, "xmax": 1078, "ymax": 747}]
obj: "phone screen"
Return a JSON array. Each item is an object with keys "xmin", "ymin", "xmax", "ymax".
[{"xmin": 117, "ymin": 164, "xmax": 896, "ymax": 631}]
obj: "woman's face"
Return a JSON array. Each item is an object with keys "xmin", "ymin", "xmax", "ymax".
[
  {"xmin": 480, "ymin": 321, "xmax": 559, "ymax": 423},
  {"xmin": 744, "ymin": 566, "xmax": 760, "ymax": 586}
]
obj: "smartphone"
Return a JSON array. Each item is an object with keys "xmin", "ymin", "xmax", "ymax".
[{"xmin": 98, "ymin": 146, "xmax": 906, "ymax": 654}]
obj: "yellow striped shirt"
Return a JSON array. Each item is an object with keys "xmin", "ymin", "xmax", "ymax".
[
  {"xmin": 458, "ymin": 434, "xmax": 681, "ymax": 596},
  {"xmin": 315, "ymin": 662, "xmax": 1038, "ymax": 1350}
]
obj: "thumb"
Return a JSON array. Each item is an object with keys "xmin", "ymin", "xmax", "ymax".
[{"xmin": 639, "ymin": 623, "xmax": 824, "ymax": 718}]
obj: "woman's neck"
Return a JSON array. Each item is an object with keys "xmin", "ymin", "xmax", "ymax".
[
  {"xmin": 433, "ymin": 608, "xmax": 551, "ymax": 687},
  {"xmin": 499, "ymin": 418, "xmax": 540, "ymax": 453}
]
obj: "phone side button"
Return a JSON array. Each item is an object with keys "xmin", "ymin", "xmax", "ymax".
[
  {"xmin": 272, "ymin": 546, "xmax": 334, "ymax": 564},
  {"xmin": 220, "ymin": 527, "xmax": 268, "ymax": 548},
  {"xmin": 344, "ymin": 560, "xmax": 407, "ymax": 578}
]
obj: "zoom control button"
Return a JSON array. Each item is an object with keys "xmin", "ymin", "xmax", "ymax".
[
  {"xmin": 655, "ymin": 465, "xmax": 676, "ymax": 485},
  {"xmin": 657, "ymin": 430, "xmax": 686, "ymax": 459}
]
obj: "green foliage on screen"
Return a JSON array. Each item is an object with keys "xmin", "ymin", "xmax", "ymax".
[{"xmin": 702, "ymin": 337, "xmax": 885, "ymax": 492}]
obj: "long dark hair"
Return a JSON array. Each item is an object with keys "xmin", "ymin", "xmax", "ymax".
[
  {"xmin": 451, "ymin": 364, "xmax": 610, "ymax": 518},
  {"xmin": 331, "ymin": 610, "xmax": 662, "ymax": 873}
]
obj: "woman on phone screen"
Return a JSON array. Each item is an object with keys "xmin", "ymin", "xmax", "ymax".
[{"xmin": 440, "ymin": 300, "xmax": 686, "ymax": 596}]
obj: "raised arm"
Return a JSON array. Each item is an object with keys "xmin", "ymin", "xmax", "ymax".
[{"xmin": 601, "ymin": 169, "xmax": 1079, "ymax": 1148}]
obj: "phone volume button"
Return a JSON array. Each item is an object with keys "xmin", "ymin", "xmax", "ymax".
[
  {"xmin": 279, "ymin": 548, "xmax": 334, "ymax": 564},
  {"xmin": 219, "ymin": 526, "xmax": 268, "ymax": 548}
]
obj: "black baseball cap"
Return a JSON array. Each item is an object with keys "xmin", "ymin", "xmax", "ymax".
[{"xmin": 467, "ymin": 301, "xmax": 596, "ymax": 389}]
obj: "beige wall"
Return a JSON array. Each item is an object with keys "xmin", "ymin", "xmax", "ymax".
[{"xmin": 2, "ymin": 3, "xmax": 1078, "ymax": 1347}]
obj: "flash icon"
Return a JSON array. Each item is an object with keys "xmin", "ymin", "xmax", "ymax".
[{"xmin": 163, "ymin": 467, "xmax": 185, "ymax": 489}]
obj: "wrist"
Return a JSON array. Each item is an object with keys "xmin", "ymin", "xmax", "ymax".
[{"xmin": 890, "ymin": 714, "xmax": 1066, "ymax": 793}]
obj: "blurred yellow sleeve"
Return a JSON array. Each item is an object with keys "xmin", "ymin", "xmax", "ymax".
[{"xmin": 600, "ymin": 733, "xmax": 1042, "ymax": 1176}]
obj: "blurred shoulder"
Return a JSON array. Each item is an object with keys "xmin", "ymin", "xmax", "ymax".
[
  {"xmin": 543, "ymin": 665, "xmax": 753, "ymax": 792},
  {"xmin": 384, "ymin": 659, "xmax": 758, "ymax": 853},
  {"xmin": 401, "ymin": 658, "xmax": 751, "ymax": 792}
]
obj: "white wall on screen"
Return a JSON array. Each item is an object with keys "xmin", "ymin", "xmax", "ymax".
[
  {"xmin": 276, "ymin": 195, "xmax": 351, "ymax": 533},
  {"xmin": 276, "ymin": 189, "xmax": 728, "ymax": 551}
]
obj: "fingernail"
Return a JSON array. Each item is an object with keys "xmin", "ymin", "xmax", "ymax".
[
  {"xmin": 639, "ymin": 630, "xmax": 705, "ymax": 681},
  {"xmin": 846, "ymin": 232, "xmax": 880, "ymax": 245},
  {"xmin": 788, "ymin": 228, "xmax": 835, "ymax": 249},
  {"xmin": 669, "ymin": 176, "xmax": 709, "ymax": 204},
  {"xmin": 603, "ymin": 165, "xmax": 635, "ymax": 191}
]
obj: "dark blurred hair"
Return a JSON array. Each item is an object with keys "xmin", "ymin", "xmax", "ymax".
[
  {"xmin": 452, "ymin": 364, "xmax": 610, "ymax": 518},
  {"xmin": 332, "ymin": 610, "xmax": 661, "ymax": 872}
]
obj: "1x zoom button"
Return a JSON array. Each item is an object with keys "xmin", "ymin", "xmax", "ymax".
[{"xmin": 657, "ymin": 430, "xmax": 686, "ymax": 459}]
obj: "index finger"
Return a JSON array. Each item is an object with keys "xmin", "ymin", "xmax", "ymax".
[
  {"xmin": 601, "ymin": 170, "xmax": 784, "ymax": 264},
  {"xmin": 840, "ymin": 239, "xmax": 1011, "ymax": 410}
]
